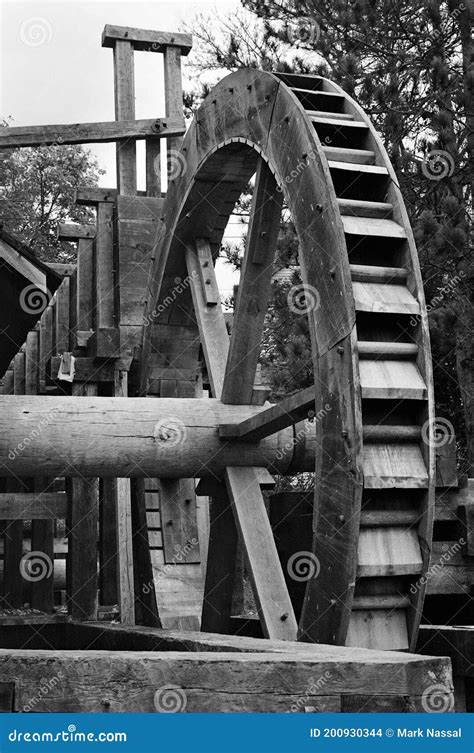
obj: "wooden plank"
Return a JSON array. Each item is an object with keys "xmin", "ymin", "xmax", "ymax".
[
  {"xmin": 199, "ymin": 482, "xmax": 238, "ymax": 634},
  {"xmin": 225, "ymin": 467, "xmax": 297, "ymax": 641},
  {"xmin": 30, "ymin": 479, "xmax": 54, "ymax": 612},
  {"xmin": 353, "ymin": 282, "xmax": 419, "ymax": 315},
  {"xmin": 39, "ymin": 306, "xmax": 53, "ymax": 392},
  {"xmin": 0, "ymin": 119, "xmax": 184, "ymax": 149},
  {"xmin": 0, "ymin": 682, "xmax": 15, "ymax": 711},
  {"xmin": 113, "ymin": 40, "xmax": 137, "ymax": 195},
  {"xmin": 96, "ymin": 203, "xmax": 114, "ymax": 329},
  {"xmin": 435, "ymin": 438, "xmax": 458, "ymax": 487},
  {"xmin": 130, "ymin": 479, "xmax": 161, "ymax": 627},
  {"xmin": 75, "ymin": 187, "xmax": 118, "ymax": 205},
  {"xmin": 219, "ymin": 386, "xmax": 315, "ymax": 442},
  {"xmin": 102, "ymin": 25, "xmax": 193, "ymax": 55},
  {"xmin": 0, "ymin": 644, "xmax": 452, "ymax": 712},
  {"xmin": 76, "ymin": 238, "xmax": 94, "ymax": 333},
  {"xmin": 322, "ymin": 145, "xmax": 375, "ymax": 164},
  {"xmin": 116, "ymin": 195, "xmax": 164, "ymax": 221},
  {"xmin": 68, "ymin": 383, "xmax": 99, "ymax": 620},
  {"xmin": 54, "ymin": 277, "xmax": 70, "ymax": 353},
  {"xmin": 357, "ymin": 528, "xmax": 423, "ymax": 577},
  {"xmin": 160, "ymin": 480, "xmax": 200, "ymax": 564},
  {"xmin": 0, "ymin": 493, "xmax": 67, "ymax": 519},
  {"xmin": 221, "ymin": 158, "xmax": 283, "ymax": 404},
  {"xmin": 25, "ymin": 329, "xmax": 39, "ymax": 395},
  {"xmin": 164, "ymin": 44, "xmax": 185, "ymax": 174},
  {"xmin": 113, "ymin": 372, "xmax": 135, "ymax": 625},
  {"xmin": 339, "ymin": 198, "xmax": 393, "ymax": 218},
  {"xmin": 358, "ymin": 341, "xmax": 418, "ymax": 359},
  {"xmin": 196, "ymin": 238, "xmax": 219, "ymax": 305},
  {"xmin": 360, "ymin": 360, "xmax": 427, "ymax": 400},
  {"xmin": 363, "ymin": 444, "xmax": 429, "ymax": 488},
  {"xmin": 328, "ymin": 160, "xmax": 388, "ymax": 176},
  {"xmin": 185, "ymin": 244, "xmax": 229, "ymax": 398},
  {"xmin": 350, "ymin": 264, "xmax": 407, "ymax": 283},
  {"xmin": 346, "ymin": 610, "xmax": 409, "ymax": 650},
  {"xmin": 341, "ymin": 215, "xmax": 406, "ymax": 238},
  {"xmin": 57, "ymin": 223, "xmax": 95, "ymax": 240},
  {"xmin": 363, "ymin": 425, "xmax": 421, "ymax": 442},
  {"xmin": 98, "ymin": 478, "xmax": 118, "ymax": 606}
]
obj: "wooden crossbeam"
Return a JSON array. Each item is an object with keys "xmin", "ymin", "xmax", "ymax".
[
  {"xmin": 225, "ymin": 467, "xmax": 298, "ymax": 640},
  {"xmin": 102, "ymin": 25, "xmax": 192, "ymax": 55},
  {"xmin": 219, "ymin": 386, "xmax": 315, "ymax": 442},
  {"xmin": 57, "ymin": 223, "xmax": 95, "ymax": 241},
  {"xmin": 0, "ymin": 118, "xmax": 184, "ymax": 149},
  {"xmin": 0, "ymin": 493, "xmax": 67, "ymax": 520}
]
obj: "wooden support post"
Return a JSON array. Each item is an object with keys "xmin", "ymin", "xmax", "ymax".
[
  {"xmin": 96, "ymin": 203, "xmax": 115, "ymax": 330},
  {"xmin": 113, "ymin": 40, "xmax": 137, "ymax": 195},
  {"xmin": 68, "ymin": 383, "xmax": 99, "ymax": 620},
  {"xmin": 200, "ymin": 481, "xmax": 238, "ymax": 634},
  {"xmin": 2, "ymin": 358, "xmax": 24, "ymax": 609},
  {"xmin": 224, "ymin": 467, "xmax": 298, "ymax": 641},
  {"xmin": 113, "ymin": 371, "xmax": 135, "ymax": 625},
  {"xmin": 99, "ymin": 478, "xmax": 118, "ymax": 606},
  {"xmin": 130, "ymin": 478, "xmax": 161, "ymax": 627},
  {"xmin": 76, "ymin": 237, "xmax": 95, "ymax": 335},
  {"xmin": 54, "ymin": 277, "xmax": 71, "ymax": 354}
]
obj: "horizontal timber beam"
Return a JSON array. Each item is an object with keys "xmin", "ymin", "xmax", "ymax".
[
  {"xmin": 57, "ymin": 223, "xmax": 95, "ymax": 241},
  {"xmin": 219, "ymin": 386, "xmax": 316, "ymax": 442},
  {"xmin": 0, "ymin": 118, "xmax": 185, "ymax": 149},
  {"xmin": 102, "ymin": 25, "xmax": 192, "ymax": 55},
  {"xmin": 0, "ymin": 493, "xmax": 67, "ymax": 519},
  {"xmin": 0, "ymin": 397, "xmax": 315, "ymax": 478}
]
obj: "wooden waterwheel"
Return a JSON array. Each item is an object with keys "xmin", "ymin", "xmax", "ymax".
[{"xmin": 139, "ymin": 70, "xmax": 435, "ymax": 652}]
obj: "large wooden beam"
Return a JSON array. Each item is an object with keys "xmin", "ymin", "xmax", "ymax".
[
  {"xmin": 0, "ymin": 119, "xmax": 184, "ymax": 149},
  {"xmin": 0, "ymin": 397, "xmax": 315, "ymax": 478},
  {"xmin": 219, "ymin": 386, "xmax": 315, "ymax": 441},
  {"xmin": 102, "ymin": 25, "xmax": 192, "ymax": 55}
]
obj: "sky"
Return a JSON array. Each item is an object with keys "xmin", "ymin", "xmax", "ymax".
[{"xmin": 0, "ymin": 0, "xmax": 243, "ymax": 294}]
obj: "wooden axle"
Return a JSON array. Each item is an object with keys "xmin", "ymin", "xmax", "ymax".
[{"xmin": 0, "ymin": 396, "xmax": 315, "ymax": 478}]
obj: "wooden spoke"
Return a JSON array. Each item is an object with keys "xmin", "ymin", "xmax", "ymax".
[
  {"xmin": 220, "ymin": 158, "xmax": 283, "ymax": 405},
  {"xmin": 219, "ymin": 386, "xmax": 315, "ymax": 441}
]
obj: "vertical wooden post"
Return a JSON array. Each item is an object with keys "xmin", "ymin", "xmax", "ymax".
[
  {"xmin": 68, "ymin": 382, "xmax": 99, "ymax": 620},
  {"xmin": 113, "ymin": 40, "xmax": 137, "ymax": 195},
  {"xmin": 96, "ymin": 204, "xmax": 115, "ymax": 330},
  {"xmin": 113, "ymin": 370, "xmax": 135, "ymax": 625},
  {"xmin": 3, "ymin": 359, "xmax": 24, "ymax": 608},
  {"xmin": 76, "ymin": 238, "xmax": 95, "ymax": 332}
]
